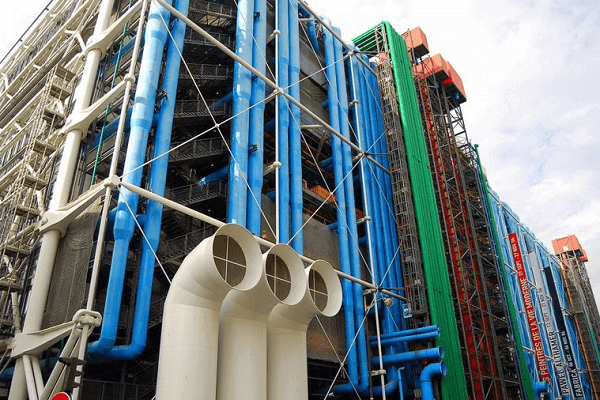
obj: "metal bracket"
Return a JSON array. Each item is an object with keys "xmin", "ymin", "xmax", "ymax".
[
  {"xmin": 84, "ymin": 1, "xmax": 143, "ymax": 57},
  {"xmin": 371, "ymin": 369, "xmax": 387, "ymax": 376},
  {"xmin": 11, "ymin": 322, "xmax": 76, "ymax": 358},
  {"xmin": 11, "ymin": 310, "xmax": 102, "ymax": 358},
  {"xmin": 61, "ymin": 77, "xmax": 133, "ymax": 139},
  {"xmin": 36, "ymin": 176, "xmax": 120, "ymax": 237}
]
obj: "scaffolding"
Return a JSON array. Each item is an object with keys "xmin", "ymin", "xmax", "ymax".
[
  {"xmin": 373, "ymin": 34, "xmax": 429, "ymax": 330},
  {"xmin": 556, "ymin": 248, "xmax": 600, "ymax": 398},
  {"xmin": 407, "ymin": 43, "xmax": 520, "ymax": 398}
]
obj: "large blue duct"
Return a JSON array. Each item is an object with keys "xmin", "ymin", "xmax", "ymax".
[
  {"xmin": 246, "ymin": 0, "xmax": 267, "ymax": 236},
  {"xmin": 88, "ymin": 0, "xmax": 173, "ymax": 358},
  {"xmin": 321, "ymin": 21, "xmax": 359, "ymax": 388},
  {"xmin": 103, "ymin": 0, "xmax": 190, "ymax": 360},
  {"xmin": 276, "ymin": 0, "xmax": 290, "ymax": 242},
  {"xmin": 227, "ymin": 0, "xmax": 255, "ymax": 226},
  {"xmin": 289, "ymin": 0, "xmax": 303, "ymax": 253}
]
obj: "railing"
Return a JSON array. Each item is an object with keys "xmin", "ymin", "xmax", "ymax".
[
  {"xmin": 169, "ymin": 138, "xmax": 226, "ymax": 162},
  {"xmin": 179, "ymin": 63, "xmax": 233, "ymax": 80},
  {"xmin": 184, "ymin": 30, "xmax": 234, "ymax": 50},
  {"xmin": 158, "ymin": 224, "xmax": 218, "ymax": 263},
  {"xmin": 189, "ymin": 0, "xmax": 235, "ymax": 19},
  {"xmin": 165, "ymin": 180, "xmax": 227, "ymax": 206},
  {"xmin": 173, "ymin": 99, "xmax": 228, "ymax": 118}
]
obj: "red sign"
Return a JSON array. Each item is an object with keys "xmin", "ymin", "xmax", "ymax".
[
  {"xmin": 509, "ymin": 233, "xmax": 550, "ymax": 382},
  {"xmin": 51, "ymin": 393, "xmax": 71, "ymax": 400}
]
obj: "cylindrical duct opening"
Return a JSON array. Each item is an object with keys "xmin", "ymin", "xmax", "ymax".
[
  {"xmin": 267, "ymin": 260, "xmax": 342, "ymax": 400},
  {"xmin": 156, "ymin": 224, "xmax": 262, "ymax": 400},
  {"xmin": 217, "ymin": 244, "xmax": 306, "ymax": 400},
  {"xmin": 306, "ymin": 259, "xmax": 343, "ymax": 317}
]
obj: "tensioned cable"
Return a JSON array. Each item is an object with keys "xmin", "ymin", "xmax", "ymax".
[
  {"xmin": 288, "ymin": 20, "xmax": 383, "ymax": 281},
  {"xmin": 322, "ymin": 295, "xmax": 379, "ymax": 398},
  {"xmin": 122, "ymin": 0, "xmax": 354, "ymax": 240},
  {"xmin": 122, "ymin": 196, "xmax": 172, "ymax": 284},
  {"xmin": 136, "ymin": 2, "xmax": 281, "ymax": 238},
  {"xmin": 121, "ymin": 4, "xmax": 350, "ymax": 182}
]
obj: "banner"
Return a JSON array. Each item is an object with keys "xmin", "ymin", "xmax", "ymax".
[{"xmin": 509, "ymin": 233, "xmax": 551, "ymax": 382}]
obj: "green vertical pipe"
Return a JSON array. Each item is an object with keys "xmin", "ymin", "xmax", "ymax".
[
  {"xmin": 474, "ymin": 145, "xmax": 535, "ymax": 399},
  {"xmin": 354, "ymin": 22, "xmax": 468, "ymax": 399}
]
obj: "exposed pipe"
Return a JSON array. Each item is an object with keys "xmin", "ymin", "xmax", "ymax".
[
  {"xmin": 217, "ymin": 244, "xmax": 307, "ymax": 400},
  {"xmin": 102, "ymin": 0, "xmax": 190, "ymax": 361},
  {"xmin": 320, "ymin": 20, "xmax": 359, "ymax": 388},
  {"xmin": 267, "ymin": 260, "xmax": 342, "ymax": 400},
  {"xmin": 156, "ymin": 0, "xmax": 390, "ymax": 175},
  {"xmin": 276, "ymin": 0, "xmax": 290, "ymax": 243},
  {"xmin": 198, "ymin": 165, "xmax": 228, "ymax": 185},
  {"xmin": 369, "ymin": 330, "xmax": 440, "ymax": 348},
  {"xmin": 373, "ymin": 346, "xmax": 444, "ymax": 366},
  {"xmin": 420, "ymin": 362, "xmax": 447, "ymax": 400},
  {"xmin": 332, "ymin": 25, "xmax": 374, "ymax": 393},
  {"xmin": 297, "ymin": 4, "xmax": 319, "ymax": 54},
  {"xmin": 156, "ymin": 224, "xmax": 263, "ymax": 399},
  {"xmin": 289, "ymin": 0, "xmax": 303, "ymax": 253},
  {"xmin": 373, "ymin": 325, "xmax": 440, "ymax": 341},
  {"xmin": 227, "ymin": 0, "xmax": 255, "ymax": 226},
  {"xmin": 88, "ymin": 0, "xmax": 173, "ymax": 359},
  {"xmin": 246, "ymin": 0, "xmax": 267, "ymax": 236},
  {"xmin": 534, "ymin": 381, "xmax": 550, "ymax": 399}
]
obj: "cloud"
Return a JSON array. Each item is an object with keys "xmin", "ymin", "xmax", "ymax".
[{"xmin": 308, "ymin": 0, "xmax": 600, "ymax": 311}]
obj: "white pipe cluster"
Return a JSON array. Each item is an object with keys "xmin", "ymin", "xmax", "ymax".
[{"xmin": 156, "ymin": 224, "xmax": 342, "ymax": 400}]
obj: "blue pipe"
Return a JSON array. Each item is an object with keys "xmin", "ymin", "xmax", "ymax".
[
  {"xmin": 227, "ymin": 0, "xmax": 255, "ymax": 226},
  {"xmin": 105, "ymin": 0, "xmax": 189, "ymax": 360},
  {"xmin": 372, "ymin": 346, "xmax": 444, "ymax": 366},
  {"xmin": 373, "ymin": 324, "xmax": 440, "ymax": 341},
  {"xmin": 298, "ymin": 5, "xmax": 319, "ymax": 54},
  {"xmin": 246, "ymin": 0, "xmax": 267, "ymax": 236},
  {"xmin": 210, "ymin": 91, "xmax": 233, "ymax": 110},
  {"xmin": 88, "ymin": 0, "xmax": 173, "ymax": 358},
  {"xmin": 321, "ymin": 21, "xmax": 358, "ymax": 387},
  {"xmin": 370, "ymin": 330, "xmax": 440, "ymax": 347},
  {"xmin": 198, "ymin": 165, "xmax": 228, "ymax": 185},
  {"xmin": 318, "ymin": 156, "xmax": 333, "ymax": 169},
  {"xmin": 534, "ymin": 381, "xmax": 550, "ymax": 399},
  {"xmin": 276, "ymin": 0, "xmax": 290, "ymax": 242},
  {"xmin": 420, "ymin": 362, "xmax": 447, "ymax": 400},
  {"xmin": 289, "ymin": 0, "xmax": 303, "ymax": 253},
  {"xmin": 91, "ymin": 108, "xmax": 133, "ymax": 148},
  {"xmin": 332, "ymin": 29, "xmax": 371, "ymax": 388}
]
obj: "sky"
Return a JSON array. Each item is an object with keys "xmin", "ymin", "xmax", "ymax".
[{"xmin": 1, "ymin": 0, "xmax": 599, "ymax": 310}]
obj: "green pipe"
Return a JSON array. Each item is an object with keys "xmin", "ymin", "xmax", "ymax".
[{"xmin": 354, "ymin": 22, "xmax": 468, "ymax": 399}]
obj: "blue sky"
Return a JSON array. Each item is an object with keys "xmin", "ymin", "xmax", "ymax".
[{"xmin": 2, "ymin": 0, "xmax": 599, "ymax": 310}]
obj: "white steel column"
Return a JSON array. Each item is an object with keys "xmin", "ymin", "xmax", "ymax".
[{"xmin": 9, "ymin": 0, "xmax": 118, "ymax": 398}]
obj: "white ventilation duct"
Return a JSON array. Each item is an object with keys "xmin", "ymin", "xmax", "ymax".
[
  {"xmin": 216, "ymin": 244, "xmax": 307, "ymax": 400},
  {"xmin": 155, "ymin": 224, "xmax": 263, "ymax": 400},
  {"xmin": 267, "ymin": 260, "xmax": 343, "ymax": 400}
]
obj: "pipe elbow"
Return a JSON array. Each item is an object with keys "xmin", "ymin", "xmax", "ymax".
[
  {"xmin": 420, "ymin": 362, "xmax": 447, "ymax": 400},
  {"xmin": 534, "ymin": 381, "xmax": 549, "ymax": 398},
  {"xmin": 421, "ymin": 362, "xmax": 447, "ymax": 383}
]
